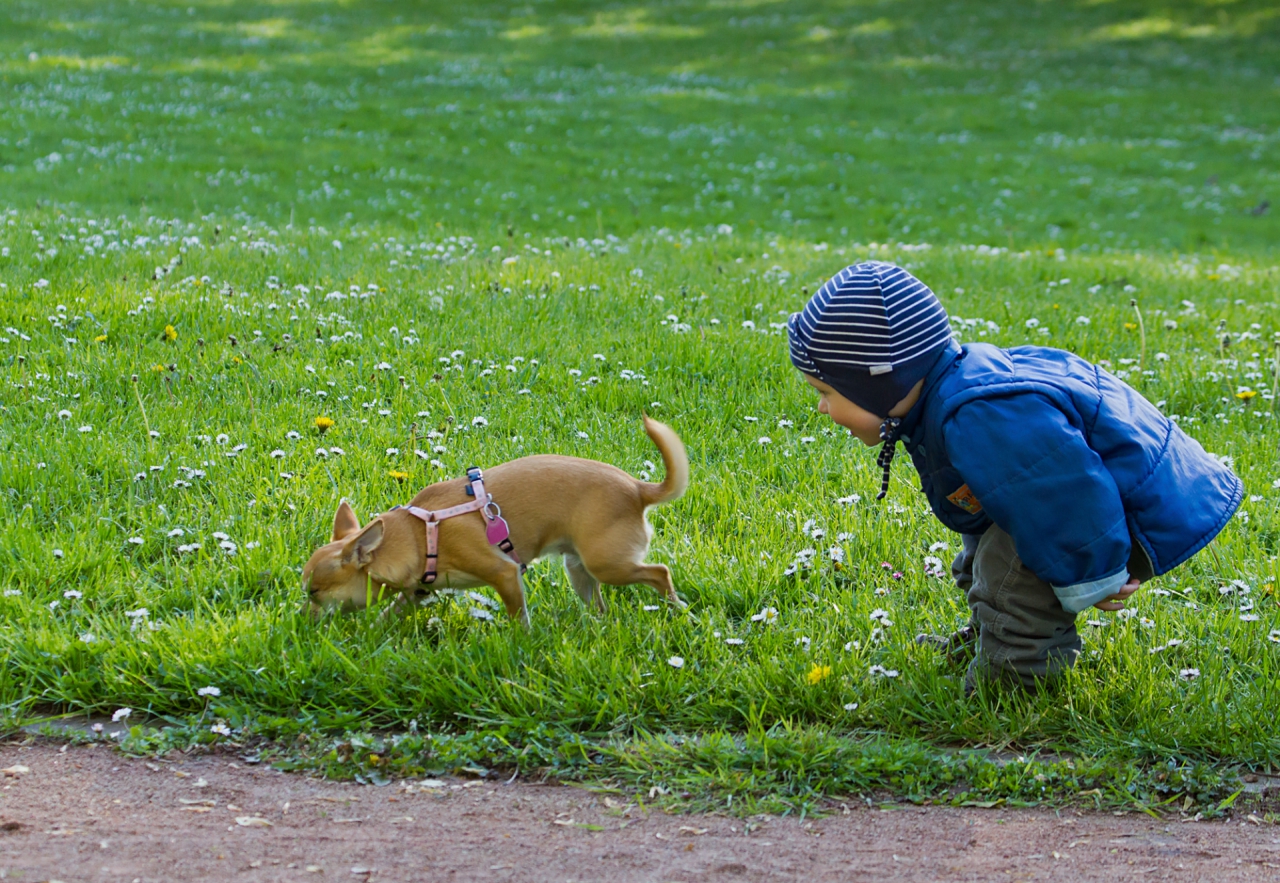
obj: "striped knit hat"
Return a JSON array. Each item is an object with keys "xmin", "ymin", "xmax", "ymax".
[
  {"xmin": 789, "ymin": 262, "xmax": 953, "ymax": 499},
  {"xmin": 787, "ymin": 261, "xmax": 952, "ymax": 418}
]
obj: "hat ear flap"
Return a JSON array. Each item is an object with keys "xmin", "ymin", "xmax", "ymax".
[
  {"xmin": 332, "ymin": 499, "xmax": 361, "ymax": 541},
  {"xmin": 342, "ymin": 518, "xmax": 384, "ymax": 567}
]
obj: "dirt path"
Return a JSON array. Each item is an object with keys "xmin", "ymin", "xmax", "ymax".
[{"xmin": 0, "ymin": 743, "xmax": 1276, "ymax": 882}]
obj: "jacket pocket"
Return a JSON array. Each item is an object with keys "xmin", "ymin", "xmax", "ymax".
[{"xmin": 926, "ymin": 467, "xmax": 992, "ymax": 535}]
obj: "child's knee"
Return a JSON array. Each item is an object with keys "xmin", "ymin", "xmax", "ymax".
[{"xmin": 950, "ymin": 532, "xmax": 982, "ymax": 590}]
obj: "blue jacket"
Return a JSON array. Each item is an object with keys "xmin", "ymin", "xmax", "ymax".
[{"xmin": 897, "ymin": 340, "xmax": 1242, "ymax": 613}]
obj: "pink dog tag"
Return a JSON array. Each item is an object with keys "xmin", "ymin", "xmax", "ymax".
[{"xmin": 486, "ymin": 515, "xmax": 511, "ymax": 547}]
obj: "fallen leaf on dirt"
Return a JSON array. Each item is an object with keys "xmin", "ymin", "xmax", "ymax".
[
  {"xmin": 172, "ymin": 770, "xmax": 190, "ymax": 778},
  {"xmin": 2, "ymin": 765, "xmax": 30, "ymax": 777},
  {"xmin": 193, "ymin": 778, "xmax": 209, "ymax": 788},
  {"xmin": 552, "ymin": 818, "xmax": 575, "ymax": 826},
  {"xmin": 420, "ymin": 778, "xmax": 447, "ymax": 788},
  {"xmin": 305, "ymin": 866, "xmax": 322, "ymax": 873},
  {"xmin": 235, "ymin": 816, "xmax": 272, "ymax": 828},
  {"xmin": 679, "ymin": 826, "xmax": 708, "ymax": 836},
  {"xmin": 145, "ymin": 763, "xmax": 160, "ymax": 772},
  {"xmin": 390, "ymin": 816, "xmax": 414, "ymax": 823}
]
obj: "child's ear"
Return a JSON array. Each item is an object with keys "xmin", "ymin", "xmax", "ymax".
[
  {"xmin": 332, "ymin": 499, "xmax": 361, "ymax": 541},
  {"xmin": 342, "ymin": 518, "xmax": 384, "ymax": 567}
]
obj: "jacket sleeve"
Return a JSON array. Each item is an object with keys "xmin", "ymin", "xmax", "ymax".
[{"xmin": 942, "ymin": 393, "xmax": 1131, "ymax": 614}]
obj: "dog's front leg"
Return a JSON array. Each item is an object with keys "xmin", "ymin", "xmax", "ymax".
[
  {"xmin": 375, "ymin": 591, "xmax": 415, "ymax": 622},
  {"xmin": 490, "ymin": 564, "xmax": 530, "ymax": 626},
  {"xmin": 450, "ymin": 547, "xmax": 530, "ymax": 626}
]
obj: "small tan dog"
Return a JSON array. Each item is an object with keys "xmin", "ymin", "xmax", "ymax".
[{"xmin": 302, "ymin": 416, "xmax": 688, "ymax": 622}]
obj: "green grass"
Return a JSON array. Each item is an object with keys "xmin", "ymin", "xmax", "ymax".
[
  {"xmin": 2, "ymin": 0, "xmax": 1280, "ymax": 811},
  {"xmin": 2, "ymin": 0, "xmax": 1277, "ymax": 249}
]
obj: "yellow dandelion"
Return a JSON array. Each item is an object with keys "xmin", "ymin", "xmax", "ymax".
[
  {"xmin": 315, "ymin": 416, "xmax": 335, "ymax": 434},
  {"xmin": 164, "ymin": 325, "xmax": 178, "ymax": 342},
  {"xmin": 1236, "ymin": 389, "xmax": 1257, "ymax": 400},
  {"xmin": 93, "ymin": 334, "xmax": 107, "ymax": 343},
  {"xmin": 151, "ymin": 364, "xmax": 166, "ymax": 372},
  {"xmin": 1124, "ymin": 322, "xmax": 1137, "ymax": 331},
  {"xmin": 232, "ymin": 355, "xmax": 242, "ymax": 365},
  {"xmin": 805, "ymin": 663, "xmax": 833, "ymax": 685},
  {"xmin": 388, "ymin": 470, "xmax": 410, "ymax": 482}
]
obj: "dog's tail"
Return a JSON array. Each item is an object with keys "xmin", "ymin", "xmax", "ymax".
[{"xmin": 637, "ymin": 415, "xmax": 689, "ymax": 507}]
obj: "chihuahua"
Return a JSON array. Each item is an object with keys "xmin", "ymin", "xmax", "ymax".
[{"xmin": 302, "ymin": 416, "xmax": 688, "ymax": 622}]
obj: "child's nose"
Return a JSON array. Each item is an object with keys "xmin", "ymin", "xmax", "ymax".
[{"xmin": 818, "ymin": 400, "xmax": 829, "ymax": 415}]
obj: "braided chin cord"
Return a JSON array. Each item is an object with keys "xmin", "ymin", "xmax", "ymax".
[{"xmin": 875, "ymin": 417, "xmax": 903, "ymax": 500}]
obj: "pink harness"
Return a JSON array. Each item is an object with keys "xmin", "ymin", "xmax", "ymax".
[{"xmin": 395, "ymin": 467, "xmax": 524, "ymax": 585}]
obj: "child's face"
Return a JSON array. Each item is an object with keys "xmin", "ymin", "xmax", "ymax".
[{"xmin": 804, "ymin": 375, "xmax": 884, "ymax": 446}]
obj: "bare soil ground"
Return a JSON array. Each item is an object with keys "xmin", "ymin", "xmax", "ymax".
[{"xmin": 0, "ymin": 742, "xmax": 1277, "ymax": 882}]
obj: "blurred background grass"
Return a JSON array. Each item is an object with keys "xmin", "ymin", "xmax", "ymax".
[{"xmin": 0, "ymin": 0, "xmax": 1276, "ymax": 252}]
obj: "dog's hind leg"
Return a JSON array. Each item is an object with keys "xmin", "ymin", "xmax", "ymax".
[
  {"xmin": 564, "ymin": 553, "xmax": 605, "ymax": 613},
  {"xmin": 582, "ymin": 559, "xmax": 684, "ymax": 610}
]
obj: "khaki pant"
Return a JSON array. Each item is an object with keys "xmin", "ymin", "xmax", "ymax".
[{"xmin": 952, "ymin": 527, "xmax": 1080, "ymax": 691}]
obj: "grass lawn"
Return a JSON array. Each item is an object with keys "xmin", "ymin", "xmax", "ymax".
[{"xmin": 1, "ymin": 0, "xmax": 1278, "ymax": 813}]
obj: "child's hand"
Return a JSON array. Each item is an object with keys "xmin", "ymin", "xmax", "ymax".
[{"xmin": 1093, "ymin": 578, "xmax": 1140, "ymax": 611}]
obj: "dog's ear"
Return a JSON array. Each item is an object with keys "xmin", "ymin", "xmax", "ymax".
[
  {"xmin": 332, "ymin": 499, "xmax": 361, "ymax": 541},
  {"xmin": 341, "ymin": 518, "xmax": 384, "ymax": 567}
]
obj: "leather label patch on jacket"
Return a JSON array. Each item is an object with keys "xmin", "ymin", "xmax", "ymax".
[{"xmin": 946, "ymin": 483, "xmax": 983, "ymax": 514}]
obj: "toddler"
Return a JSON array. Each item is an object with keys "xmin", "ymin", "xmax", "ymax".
[{"xmin": 788, "ymin": 261, "xmax": 1242, "ymax": 690}]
